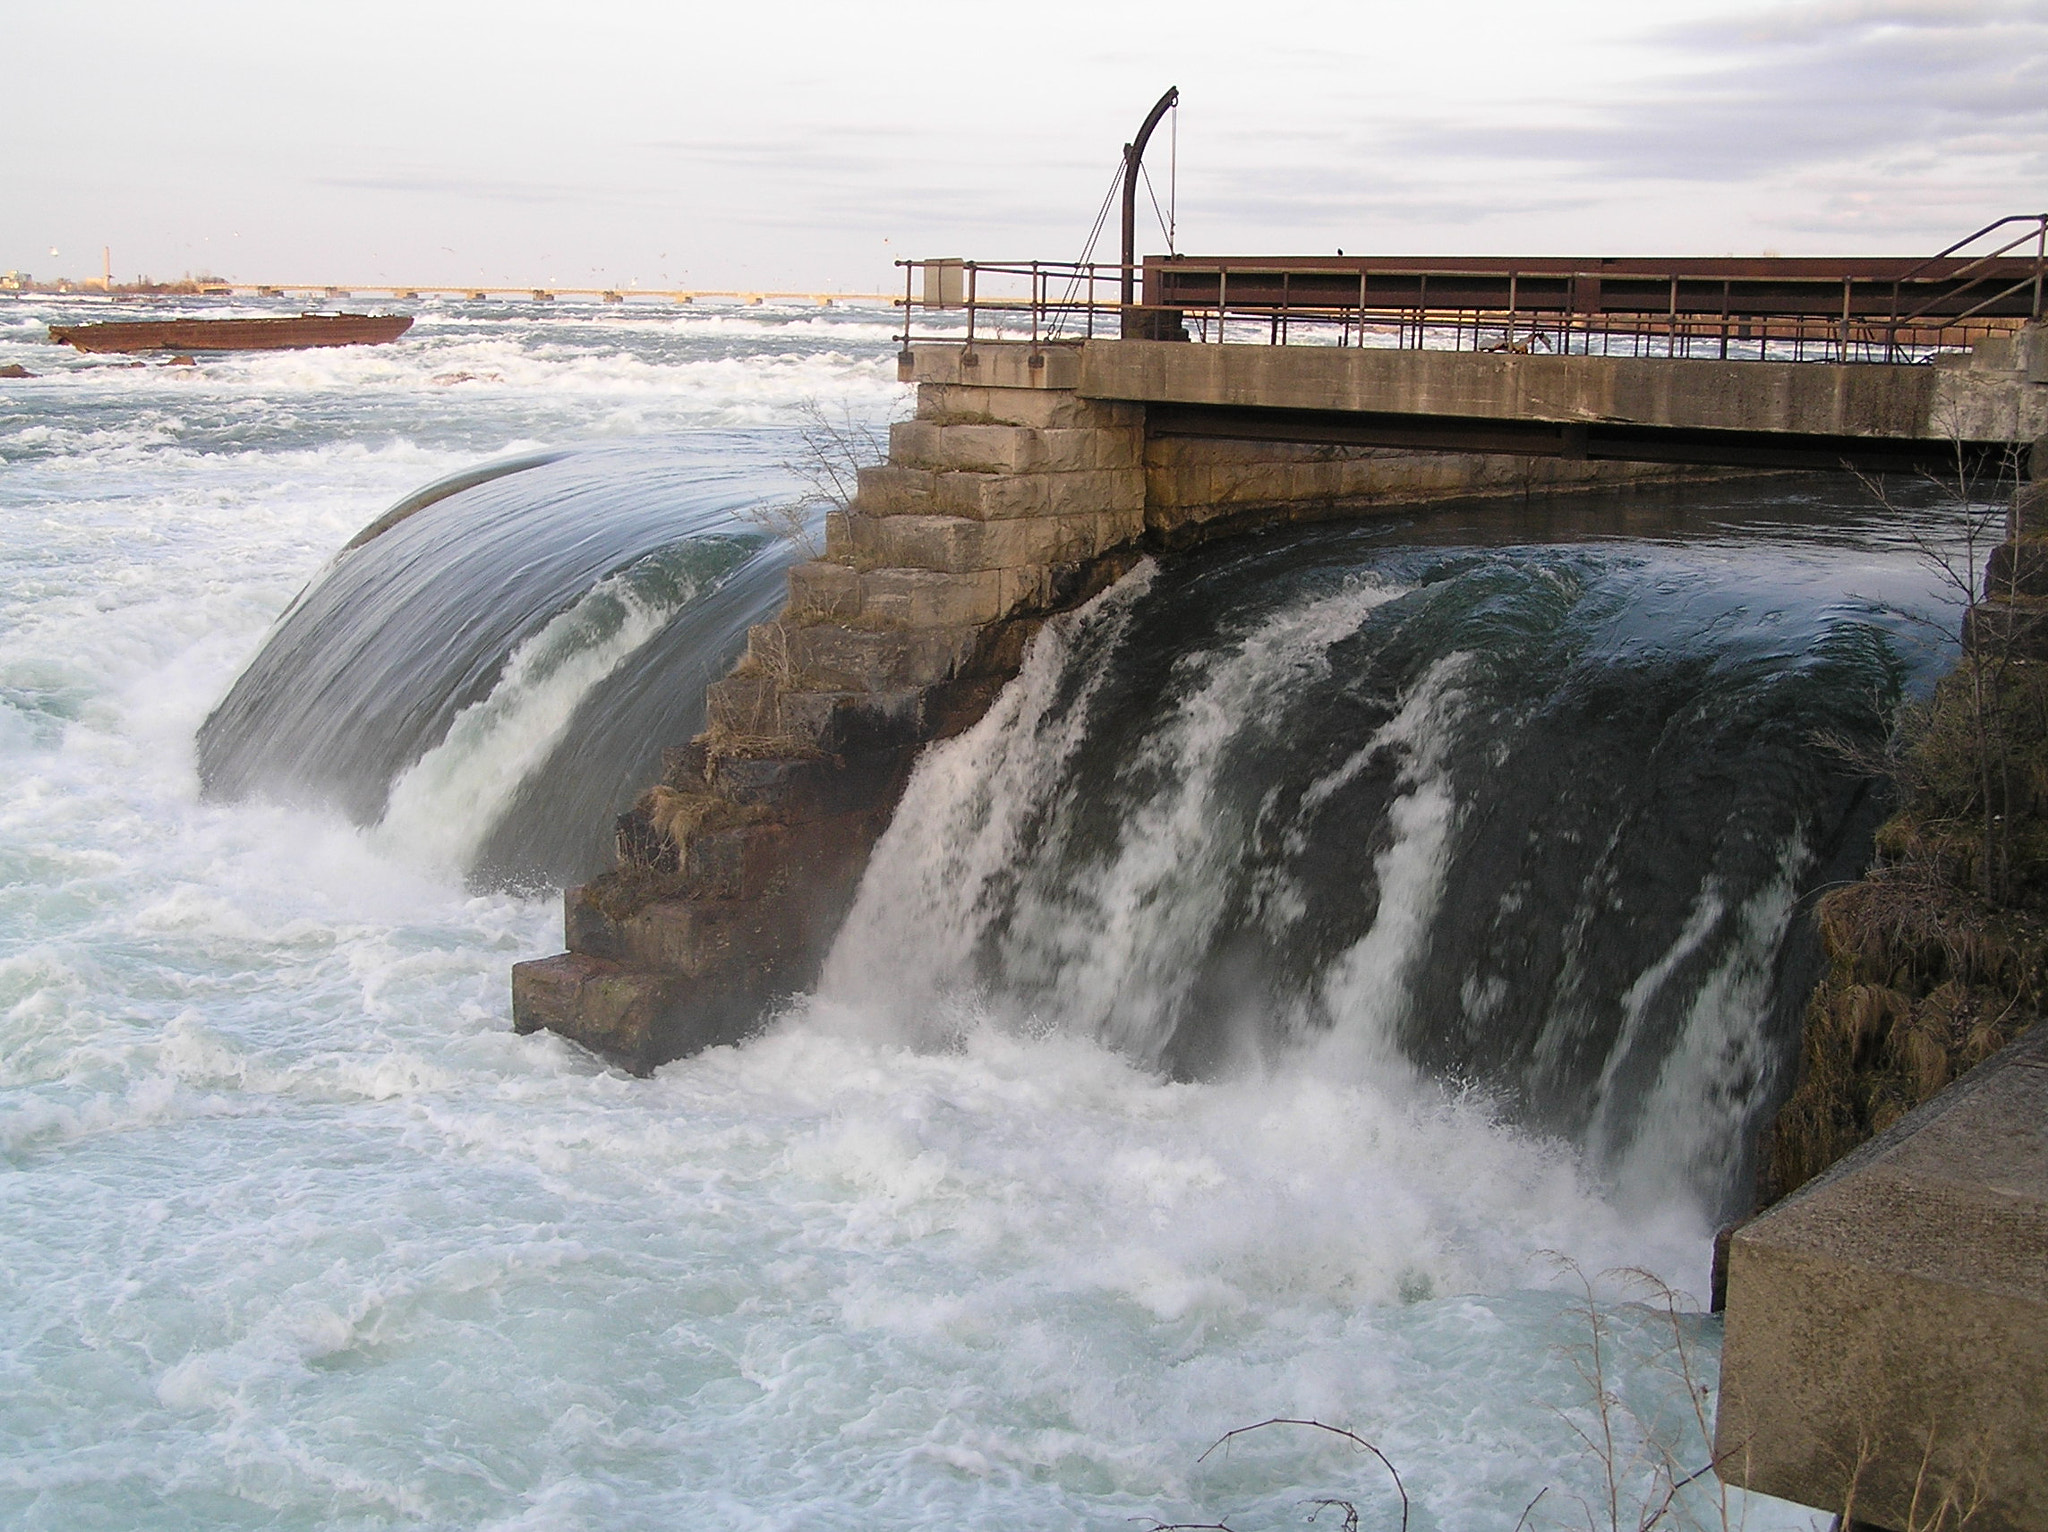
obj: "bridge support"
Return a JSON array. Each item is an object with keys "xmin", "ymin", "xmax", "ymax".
[{"xmin": 1717, "ymin": 1022, "xmax": 2048, "ymax": 1530}]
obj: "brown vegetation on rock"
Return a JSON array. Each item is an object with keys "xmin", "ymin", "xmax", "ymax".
[{"xmin": 1761, "ymin": 657, "xmax": 2048, "ymax": 1203}]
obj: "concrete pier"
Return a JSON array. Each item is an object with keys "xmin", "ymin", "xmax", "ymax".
[{"xmin": 1716, "ymin": 1023, "xmax": 2048, "ymax": 1530}]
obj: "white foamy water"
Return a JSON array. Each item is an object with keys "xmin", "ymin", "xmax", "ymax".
[
  {"xmin": 375, "ymin": 551, "xmax": 702, "ymax": 877},
  {"xmin": 0, "ymin": 297, "xmax": 1819, "ymax": 1530}
]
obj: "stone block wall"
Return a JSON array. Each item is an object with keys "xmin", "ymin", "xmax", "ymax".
[
  {"xmin": 1142, "ymin": 435, "xmax": 1746, "ymax": 547},
  {"xmin": 1962, "ymin": 430, "xmax": 2048, "ymax": 657},
  {"xmin": 511, "ymin": 354, "xmax": 1145, "ymax": 1070}
]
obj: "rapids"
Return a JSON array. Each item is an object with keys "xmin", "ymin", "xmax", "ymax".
[{"xmin": 0, "ymin": 291, "xmax": 1967, "ymax": 1529}]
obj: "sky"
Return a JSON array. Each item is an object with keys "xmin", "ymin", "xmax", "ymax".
[{"xmin": 6, "ymin": 0, "xmax": 2045, "ymax": 291}]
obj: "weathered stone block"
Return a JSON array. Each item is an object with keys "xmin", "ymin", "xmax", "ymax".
[
  {"xmin": 776, "ymin": 688, "xmax": 928, "ymax": 756},
  {"xmin": 1985, "ymin": 539, "xmax": 2048, "ymax": 599},
  {"xmin": 889, "ymin": 420, "xmax": 1142, "ymax": 474},
  {"xmin": 1716, "ymin": 1025, "xmax": 2048, "ymax": 1531},
  {"xmin": 510, "ymin": 952, "xmax": 687, "ymax": 1074},
  {"xmin": 853, "ymin": 464, "xmax": 940, "ymax": 515},
  {"xmin": 680, "ymin": 821, "xmax": 792, "ymax": 900},
  {"xmin": 707, "ymin": 750, "xmax": 909, "ymax": 825},
  {"xmin": 786, "ymin": 559, "xmax": 861, "ymax": 621},
  {"xmin": 916, "ymin": 382, "xmax": 1141, "ymax": 431},
  {"xmin": 859, "ymin": 567, "xmax": 1008, "ymax": 627},
  {"xmin": 784, "ymin": 621, "xmax": 985, "ymax": 690},
  {"xmin": 2015, "ymin": 482, "xmax": 2048, "ymax": 537},
  {"xmin": 837, "ymin": 508, "xmax": 1140, "ymax": 573},
  {"xmin": 619, "ymin": 895, "xmax": 784, "ymax": 978},
  {"xmin": 705, "ymin": 674, "xmax": 781, "ymax": 736},
  {"xmin": 1964, "ymin": 596, "xmax": 2048, "ymax": 660},
  {"xmin": 661, "ymin": 741, "xmax": 711, "ymax": 793},
  {"xmin": 928, "ymin": 466, "xmax": 1146, "ymax": 521}
]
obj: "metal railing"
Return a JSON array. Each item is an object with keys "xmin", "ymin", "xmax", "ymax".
[{"xmin": 895, "ymin": 215, "xmax": 2046, "ymax": 365}]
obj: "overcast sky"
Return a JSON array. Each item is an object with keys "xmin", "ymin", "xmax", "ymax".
[{"xmin": 7, "ymin": 0, "xmax": 2044, "ymax": 291}]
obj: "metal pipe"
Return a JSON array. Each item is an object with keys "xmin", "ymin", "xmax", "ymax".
[{"xmin": 1121, "ymin": 87, "xmax": 1180, "ymax": 309}]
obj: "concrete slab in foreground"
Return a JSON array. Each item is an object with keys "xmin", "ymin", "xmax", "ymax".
[{"xmin": 1716, "ymin": 1024, "xmax": 2048, "ymax": 1529}]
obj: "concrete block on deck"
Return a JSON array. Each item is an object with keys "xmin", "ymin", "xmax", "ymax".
[
  {"xmin": 906, "ymin": 343, "xmax": 1080, "ymax": 390},
  {"xmin": 1716, "ymin": 1025, "xmax": 2048, "ymax": 1531}
]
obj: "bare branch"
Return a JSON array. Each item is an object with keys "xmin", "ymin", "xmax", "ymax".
[{"xmin": 1198, "ymin": 1419, "xmax": 1408, "ymax": 1532}]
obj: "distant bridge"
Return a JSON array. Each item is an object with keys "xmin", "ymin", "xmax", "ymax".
[{"xmin": 3, "ymin": 280, "xmax": 897, "ymax": 307}]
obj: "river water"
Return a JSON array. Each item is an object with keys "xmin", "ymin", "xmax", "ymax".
[{"xmin": 1, "ymin": 295, "xmax": 1961, "ymax": 1529}]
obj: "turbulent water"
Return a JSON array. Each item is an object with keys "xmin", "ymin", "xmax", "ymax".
[{"xmin": 0, "ymin": 292, "xmax": 1968, "ymax": 1530}]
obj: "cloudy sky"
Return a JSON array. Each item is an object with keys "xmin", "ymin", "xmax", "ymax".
[{"xmin": 7, "ymin": 0, "xmax": 2044, "ymax": 291}]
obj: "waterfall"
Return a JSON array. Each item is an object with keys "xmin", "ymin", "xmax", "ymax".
[{"xmin": 822, "ymin": 517, "xmax": 1913, "ymax": 1216}]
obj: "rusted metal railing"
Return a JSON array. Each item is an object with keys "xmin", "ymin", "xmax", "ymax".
[{"xmin": 895, "ymin": 216, "xmax": 2046, "ymax": 366}]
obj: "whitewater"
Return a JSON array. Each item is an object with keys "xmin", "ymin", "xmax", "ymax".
[{"xmin": 0, "ymin": 294, "xmax": 1957, "ymax": 1529}]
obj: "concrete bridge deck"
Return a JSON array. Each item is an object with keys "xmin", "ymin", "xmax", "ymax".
[{"xmin": 923, "ymin": 331, "xmax": 2048, "ymax": 473}]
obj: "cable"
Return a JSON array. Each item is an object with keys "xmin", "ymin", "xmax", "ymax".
[{"xmin": 1168, "ymin": 99, "xmax": 1177, "ymax": 255}]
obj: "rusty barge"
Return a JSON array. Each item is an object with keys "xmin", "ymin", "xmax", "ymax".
[{"xmin": 49, "ymin": 314, "xmax": 413, "ymax": 354}]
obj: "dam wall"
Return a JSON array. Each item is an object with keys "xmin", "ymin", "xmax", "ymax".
[{"xmin": 509, "ymin": 342, "xmax": 1734, "ymax": 1070}]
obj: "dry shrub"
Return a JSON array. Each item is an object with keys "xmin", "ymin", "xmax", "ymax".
[{"xmin": 1762, "ymin": 664, "xmax": 2048, "ymax": 1200}]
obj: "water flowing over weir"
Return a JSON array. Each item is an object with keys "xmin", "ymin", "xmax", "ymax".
[
  {"xmin": 823, "ymin": 491, "xmax": 1956, "ymax": 1218},
  {"xmin": 196, "ymin": 442, "xmax": 795, "ymax": 888}
]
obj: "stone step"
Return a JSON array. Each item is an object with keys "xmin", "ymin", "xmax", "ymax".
[
  {"xmin": 888, "ymin": 419, "xmax": 1141, "ymax": 474},
  {"xmin": 854, "ymin": 463, "xmax": 1145, "ymax": 521},
  {"xmin": 825, "ymin": 508, "xmax": 1143, "ymax": 574},
  {"xmin": 915, "ymin": 382, "xmax": 1141, "ymax": 431}
]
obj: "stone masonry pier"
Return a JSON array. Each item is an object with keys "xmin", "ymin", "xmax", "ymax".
[{"xmin": 511, "ymin": 330, "xmax": 2048, "ymax": 1071}]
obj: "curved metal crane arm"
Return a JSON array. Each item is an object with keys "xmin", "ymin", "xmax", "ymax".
[{"xmin": 1121, "ymin": 86, "xmax": 1179, "ymax": 307}]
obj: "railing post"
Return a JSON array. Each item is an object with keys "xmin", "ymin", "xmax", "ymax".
[
  {"xmin": 2035, "ymin": 215, "xmax": 2045, "ymax": 321},
  {"xmin": 1217, "ymin": 267, "xmax": 1228, "ymax": 346},
  {"xmin": 963, "ymin": 262, "xmax": 977, "ymax": 360}
]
